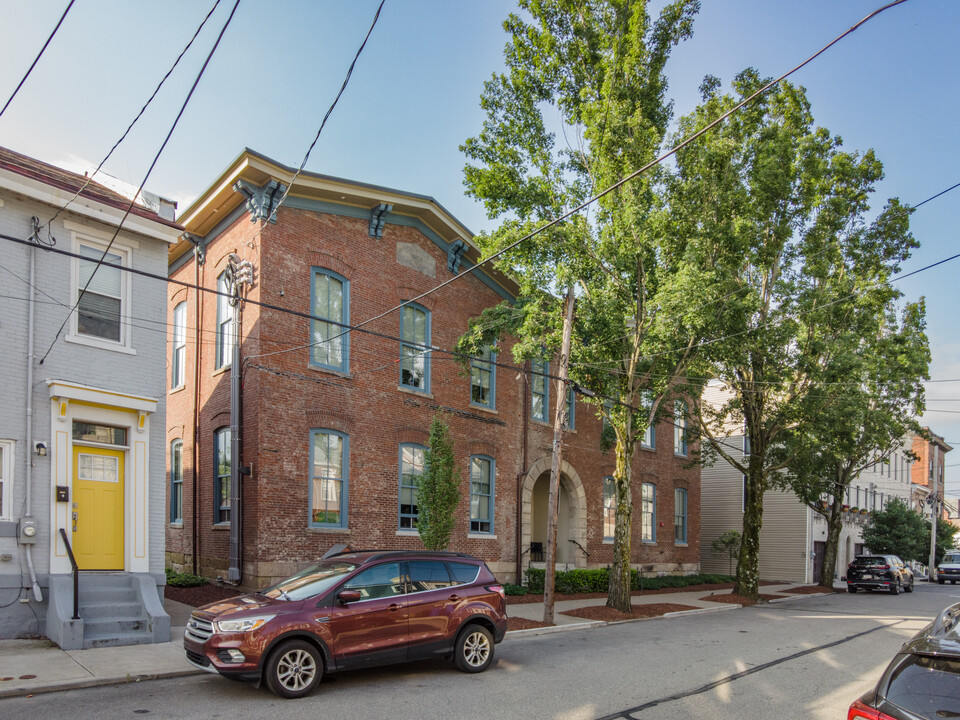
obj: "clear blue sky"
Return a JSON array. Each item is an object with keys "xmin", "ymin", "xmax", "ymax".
[{"xmin": 2, "ymin": 0, "xmax": 958, "ymax": 496}]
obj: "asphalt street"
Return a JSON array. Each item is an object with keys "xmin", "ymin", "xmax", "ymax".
[{"xmin": 3, "ymin": 582, "xmax": 958, "ymax": 720}]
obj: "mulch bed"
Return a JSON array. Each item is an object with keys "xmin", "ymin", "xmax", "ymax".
[
  {"xmin": 506, "ymin": 582, "xmax": 738, "ymax": 605},
  {"xmin": 164, "ymin": 583, "xmax": 244, "ymax": 607},
  {"xmin": 508, "ymin": 617, "xmax": 553, "ymax": 631},
  {"xmin": 777, "ymin": 584, "xmax": 837, "ymax": 594},
  {"xmin": 699, "ymin": 592, "xmax": 785, "ymax": 606},
  {"xmin": 562, "ymin": 603, "xmax": 699, "ymax": 622}
]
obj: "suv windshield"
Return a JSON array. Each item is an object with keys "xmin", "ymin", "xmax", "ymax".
[
  {"xmin": 260, "ymin": 561, "xmax": 358, "ymax": 601},
  {"xmin": 885, "ymin": 655, "xmax": 960, "ymax": 717}
]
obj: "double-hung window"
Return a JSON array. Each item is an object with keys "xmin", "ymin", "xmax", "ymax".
[
  {"xmin": 566, "ymin": 387, "xmax": 576, "ymax": 429},
  {"xmin": 171, "ymin": 302, "xmax": 186, "ymax": 389},
  {"xmin": 531, "ymin": 359, "xmax": 549, "ymax": 422},
  {"xmin": 311, "ymin": 269, "xmax": 349, "ymax": 373},
  {"xmin": 641, "ymin": 482, "xmax": 656, "ymax": 542},
  {"xmin": 76, "ymin": 242, "xmax": 126, "ymax": 343},
  {"xmin": 674, "ymin": 400, "xmax": 688, "ymax": 456},
  {"xmin": 470, "ymin": 346, "xmax": 496, "ymax": 409},
  {"xmin": 603, "ymin": 476, "xmax": 616, "ymax": 540},
  {"xmin": 214, "ymin": 427, "xmax": 231, "ymax": 523},
  {"xmin": 215, "ymin": 272, "xmax": 234, "ymax": 370},
  {"xmin": 674, "ymin": 488, "xmax": 687, "ymax": 544},
  {"xmin": 470, "ymin": 455, "xmax": 494, "ymax": 533},
  {"xmin": 400, "ymin": 305, "xmax": 430, "ymax": 392},
  {"xmin": 640, "ymin": 391, "xmax": 655, "ymax": 449},
  {"xmin": 0, "ymin": 440, "xmax": 13, "ymax": 521},
  {"xmin": 310, "ymin": 429, "xmax": 348, "ymax": 528},
  {"xmin": 170, "ymin": 439, "xmax": 183, "ymax": 523},
  {"xmin": 399, "ymin": 444, "xmax": 425, "ymax": 529}
]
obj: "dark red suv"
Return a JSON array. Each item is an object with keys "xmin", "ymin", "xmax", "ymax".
[{"xmin": 183, "ymin": 550, "xmax": 508, "ymax": 698}]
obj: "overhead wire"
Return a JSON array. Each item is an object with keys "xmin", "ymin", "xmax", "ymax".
[
  {"xmin": 0, "ymin": 0, "xmax": 76, "ymax": 119},
  {"xmin": 37, "ymin": 0, "xmax": 243, "ymax": 365},
  {"xmin": 39, "ymin": 0, "xmax": 223, "ymax": 235}
]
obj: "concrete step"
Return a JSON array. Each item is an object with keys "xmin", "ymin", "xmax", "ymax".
[
  {"xmin": 82, "ymin": 629, "xmax": 154, "ymax": 649},
  {"xmin": 83, "ymin": 617, "xmax": 148, "ymax": 636},
  {"xmin": 78, "ymin": 587, "xmax": 138, "ymax": 604},
  {"xmin": 79, "ymin": 601, "xmax": 143, "ymax": 620}
]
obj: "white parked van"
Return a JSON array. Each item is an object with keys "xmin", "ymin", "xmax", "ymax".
[{"xmin": 937, "ymin": 550, "xmax": 960, "ymax": 584}]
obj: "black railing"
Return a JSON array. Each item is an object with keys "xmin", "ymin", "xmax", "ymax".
[
  {"xmin": 59, "ymin": 528, "xmax": 79, "ymax": 620},
  {"xmin": 568, "ymin": 539, "xmax": 589, "ymax": 557}
]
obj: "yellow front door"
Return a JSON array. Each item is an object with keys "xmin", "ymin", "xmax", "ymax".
[{"xmin": 73, "ymin": 446, "xmax": 124, "ymax": 570}]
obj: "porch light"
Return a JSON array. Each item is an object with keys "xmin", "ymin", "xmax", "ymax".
[{"xmin": 35, "ymin": 442, "xmax": 47, "ymax": 456}]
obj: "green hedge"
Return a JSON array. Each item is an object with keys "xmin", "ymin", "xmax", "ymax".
[
  {"xmin": 502, "ymin": 583, "xmax": 528, "ymax": 596},
  {"xmin": 523, "ymin": 567, "xmax": 732, "ymax": 594},
  {"xmin": 165, "ymin": 568, "xmax": 208, "ymax": 588}
]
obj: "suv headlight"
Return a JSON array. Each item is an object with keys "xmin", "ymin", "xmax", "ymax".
[{"xmin": 216, "ymin": 614, "xmax": 275, "ymax": 633}]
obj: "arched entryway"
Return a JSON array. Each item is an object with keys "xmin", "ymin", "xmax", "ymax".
[{"xmin": 520, "ymin": 458, "xmax": 588, "ymax": 570}]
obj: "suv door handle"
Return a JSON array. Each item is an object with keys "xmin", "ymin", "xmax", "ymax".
[
  {"xmin": 448, "ymin": 594, "xmax": 460, "ymax": 602},
  {"xmin": 388, "ymin": 603, "xmax": 401, "ymax": 612}
]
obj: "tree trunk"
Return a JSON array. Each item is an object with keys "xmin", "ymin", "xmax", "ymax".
[
  {"xmin": 735, "ymin": 467, "xmax": 764, "ymax": 599},
  {"xmin": 820, "ymin": 501, "xmax": 843, "ymax": 590},
  {"xmin": 542, "ymin": 286, "xmax": 575, "ymax": 625},
  {"xmin": 606, "ymin": 435, "xmax": 634, "ymax": 612}
]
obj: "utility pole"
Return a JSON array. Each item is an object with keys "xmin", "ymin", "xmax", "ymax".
[
  {"xmin": 543, "ymin": 285, "xmax": 575, "ymax": 625},
  {"xmin": 928, "ymin": 446, "xmax": 940, "ymax": 582}
]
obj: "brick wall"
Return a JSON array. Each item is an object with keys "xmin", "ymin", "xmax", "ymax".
[{"xmin": 166, "ymin": 201, "xmax": 701, "ymax": 586}]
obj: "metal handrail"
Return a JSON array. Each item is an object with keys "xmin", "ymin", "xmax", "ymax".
[
  {"xmin": 58, "ymin": 528, "xmax": 79, "ymax": 620},
  {"xmin": 568, "ymin": 539, "xmax": 590, "ymax": 557}
]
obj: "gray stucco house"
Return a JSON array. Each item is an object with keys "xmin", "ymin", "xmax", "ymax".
[{"xmin": 0, "ymin": 146, "xmax": 181, "ymax": 647}]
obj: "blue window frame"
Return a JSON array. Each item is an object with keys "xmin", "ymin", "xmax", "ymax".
[
  {"xmin": 641, "ymin": 482, "xmax": 656, "ymax": 542},
  {"xmin": 566, "ymin": 387, "xmax": 575, "ymax": 430},
  {"xmin": 310, "ymin": 268, "xmax": 349, "ymax": 373},
  {"xmin": 214, "ymin": 427, "xmax": 231, "ymax": 523},
  {"xmin": 674, "ymin": 487, "xmax": 687, "ymax": 544},
  {"xmin": 215, "ymin": 272, "xmax": 234, "ymax": 370},
  {"xmin": 470, "ymin": 346, "xmax": 496, "ymax": 409},
  {"xmin": 603, "ymin": 476, "xmax": 616, "ymax": 540},
  {"xmin": 674, "ymin": 400, "xmax": 688, "ymax": 456},
  {"xmin": 470, "ymin": 455, "xmax": 495, "ymax": 533},
  {"xmin": 170, "ymin": 439, "xmax": 183, "ymax": 523},
  {"xmin": 640, "ymin": 391, "xmax": 654, "ymax": 449},
  {"xmin": 531, "ymin": 359, "xmax": 549, "ymax": 422},
  {"xmin": 400, "ymin": 304, "xmax": 430, "ymax": 392},
  {"xmin": 172, "ymin": 301, "xmax": 186, "ymax": 389},
  {"xmin": 310, "ymin": 429, "xmax": 348, "ymax": 528},
  {"xmin": 399, "ymin": 444, "xmax": 426, "ymax": 529}
]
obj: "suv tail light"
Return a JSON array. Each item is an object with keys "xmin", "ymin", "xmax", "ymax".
[
  {"xmin": 486, "ymin": 584, "xmax": 505, "ymax": 601},
  {"xmin": 848, "ymin": 699, "xmax": 896, "ymax": 719},
  {"xmin": 878, "ymin": 565, "xmax": 890, "ymax": 571}
]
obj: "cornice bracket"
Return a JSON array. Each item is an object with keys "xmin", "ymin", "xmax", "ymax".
[
  {"xmin": 447, "ymin": 239, "xmax": 467, "ymax": 274},
  {"xmin": 233, "ymin": 179, "xmax": 287, "ymax": 224},
  {"xmin": 368, "ymin": 203, "xmax": 392, "ymax": 239}
]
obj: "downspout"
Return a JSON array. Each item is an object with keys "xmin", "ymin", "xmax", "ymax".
[
  {"xmin": 227, "ymin": 298, "xmax": 242, "ymax": 584},
  {"xmin": 190, "ymin": 239, "xmax": 205, "ymax": 575},
  {"xmin": 24, "ymin": 218, "xmax": 42, "ymax": 601},
  {"xmin": 516, "ymin": 360, "xmax": 529, "ymax": 584}
]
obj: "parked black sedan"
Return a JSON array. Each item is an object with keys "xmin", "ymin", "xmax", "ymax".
[
  {"xmin": 846, "ymin": 555, "xmax": 914, "ymax": 595},
  {"xmin": 848, "ymin": 602, "xmax": 960, "ymax": 719}
]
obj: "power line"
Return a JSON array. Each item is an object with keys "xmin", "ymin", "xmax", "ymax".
[
  {"xmin": 913, "ymin": 180, "xmax": 960, "ymax": 209},
  {"xmin": 40, "ymin": 0, "xmax": 223, "ymax": 234},
  {"xmin": 247, "ymin": 0, "xmax": 385, "ymax": 248},
  {"xmin": 38, "ymin": 0, "xmax": 243, "ymax": 366},
  {"xmin": 315, "ymin": 0, "xmax": 910, "ymax": 348},
  {"xmin": 0, "ymin": 0, "xmax": 76, "ymax": 119}
]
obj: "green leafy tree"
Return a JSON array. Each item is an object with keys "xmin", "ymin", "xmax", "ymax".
[
  {"xmin": 862, "ymin": 498, "xmax": 927, "ymax": 562},
  {"xmin": 459, "ymin": 0, "xmax": 730, "ymax": 615},
  {"xmin": 417, "ymin": 415, "xmax": 462, "ymax": 551},
  {"xmin": 710, "ymin": 530, "xmax": 741, "ymax": 576},
  {"xmin": 779, "ymin": 301, "xmax": 928, "ymax": 589},
  {"xmin": 680, "ymin": 71, "xmax": 918, "ymax": 600}
]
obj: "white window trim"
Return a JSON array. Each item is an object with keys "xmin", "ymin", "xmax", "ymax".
[
  {"xmin": 66, "ymin": 229, "xmax": 136, "ymax": 354},
  {"xmin": 0, "ymin": 440, "xmax": 13, "ymax": 521}
]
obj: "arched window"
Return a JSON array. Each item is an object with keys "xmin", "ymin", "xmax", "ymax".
[
  {"xmin": 641, "ymin": 482, "xmax": 656, "ymax": 543},
  {"xmin": 311, "ymin": 269, "xmax": 349, "ymax": 372},
  {"xmin": 310, "ymin": 429, "xmax": 348, "ymax": 528},
  {"xmin": 470, "ymin": 455, "xmax": 495, "ymax": 533},
  {"xmin": 170, "ymin": 439, "xmax": 183, "ymax": 523},
  {"xmin": 399, "ymin": 444, "xmax": 426, "ymax": 528}
]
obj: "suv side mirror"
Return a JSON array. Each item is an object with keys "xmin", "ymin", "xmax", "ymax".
[{"xmin": 338, "ymin": 590, "xmax": 362, "ymax": 605}]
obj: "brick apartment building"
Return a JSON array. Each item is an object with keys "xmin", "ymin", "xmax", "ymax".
[
  {"xmin": 165, "ymin": 149, "xmax": 700, "ymax": 587},
  {"xmin": 911, "ymin": 428, "xmax": 952, "ymax": 521}
]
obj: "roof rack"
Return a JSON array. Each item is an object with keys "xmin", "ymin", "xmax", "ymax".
[
  {"xmin": 930, "ymin": 601, "xmax": 960, "ymax": 637},
  {"xmin": 326, "ymin": 549, "xmax": 475, "ymax": 561}
]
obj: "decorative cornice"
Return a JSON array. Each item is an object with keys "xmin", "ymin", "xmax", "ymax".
[
  {"xmin": 447, "ymin": 238, "xmax": 467, "ymax": 274},
  {"xmin": 234, "ymin": 179, "xmax": 287, "ymax": 223},
  {"xmin": 368, "ymin": 203, "xmax": 392, "ymax": 239}
]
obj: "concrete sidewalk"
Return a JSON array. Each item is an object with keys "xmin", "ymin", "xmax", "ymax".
[{"xmin": 0, "ymin": 583, "xmax": 830, "ymax": 698}]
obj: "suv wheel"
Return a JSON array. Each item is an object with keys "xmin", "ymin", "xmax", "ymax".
[
  {"xmin": 939, "ymin": 579, "xmax": 945, "ymax": 585},
  {"xmin": 265, "ymin": 639, "xmax": 323, "ymax": 698},
  {"xmin": 890, "ymin": 579, "xmax": 900, "ymax": 596},
  {"xmin": 905, "ymin": 578, "xmax": 914, "ymax": 593},
  {"xmin": 454, "ymin": 624, "xmax": 494, "ymax": 673},
  {"xmin": 847, "ymin": 585, "xmax": 857, "ymax": 593}
]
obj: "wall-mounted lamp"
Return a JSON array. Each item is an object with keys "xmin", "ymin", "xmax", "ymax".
[{"xmin": 35, "ymin": 442, "xmax": 47, "ymax": 457}]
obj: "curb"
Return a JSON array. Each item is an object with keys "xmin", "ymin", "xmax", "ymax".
[
  {"xmin": 767, "ymin": 592, "xmax": 829, "ymax": 604},
  {"xmin": 506, "ymin": 620, "xmax": 605, "ymax": 637},
  {"xmin": 664, "ymin": 604, "xmax": 742, "ymax": 617},
  {"xmin": 0, "ymin": 668, "xmax": 201, "ymax": 699}
]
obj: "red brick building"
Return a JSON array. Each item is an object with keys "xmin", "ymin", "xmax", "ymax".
[
  {"xmin": 911, "ymin": 428, "xmax": 952, "ymax": 520},
  {"xmin": 165, "ymin": 149, "xmax": 700, "ymax": 586}
]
